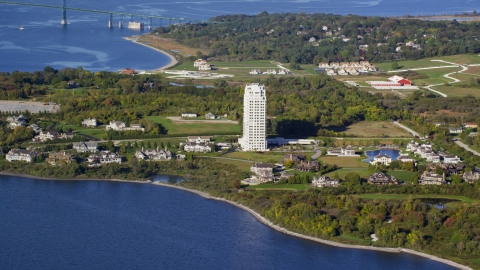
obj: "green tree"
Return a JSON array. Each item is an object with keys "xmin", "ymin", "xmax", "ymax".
[{"xmin": 391, "ymin": 61, "xmax": 399, "ymax": 70}]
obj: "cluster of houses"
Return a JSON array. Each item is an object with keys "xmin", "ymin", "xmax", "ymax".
[
  {"xmin": 5, "ymin": 148, "xmax": 39, "ymax": 162},
  {"xmin": 249, "ymin": 69, "xmax": 290, "ymax": 75},
  {"xmin": 182, "ymin": 136, "xmax": 213, "ymax": 153},
  {"xmin": 105, "ymin": 121, "xmax": 144, "ymax": 132},
  {"xmin": 406, "ymin": 141, "xmax": 461, "ymax": 164},
  {"xmin": 318, "ymin": 61, "xmax": 377, "ymax": 76},
  {"xmin": 134, "ymin": 148, "xmax": 175, "ymax": 161},
  {"xmin": 87, "ymin": 151, "xmax": 122, "ymax": 167},
  {"xmin": 396, "ymin": 41, "xmax": 422, "ymax": 52},
  {"xmin": 193, "ymin": 59, "xmax": 212, "ymax": 71}
]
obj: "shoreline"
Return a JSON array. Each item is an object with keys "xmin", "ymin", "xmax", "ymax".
[
  {"xmin": 0, "ymin": 171, "xmax": 470, "ymax": 269},
  {"xmin": 123, "ymin": 36, "xmax": 178, "ymax": 71},
  {"xmin": 153, "ymin": 182, "xmax": 472, "ymax": 270},
  {"xmin": 0, "ymin": 172, "xmax": 150, "ymax": 184}
]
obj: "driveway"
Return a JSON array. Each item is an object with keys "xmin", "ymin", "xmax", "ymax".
[
  {"xmin": 392, "ymin": 121, "xmax": 420, "ymax": 138},
  {"xmin": 454, "ymin": 140, "xmax": 480, "ymax": 157}
]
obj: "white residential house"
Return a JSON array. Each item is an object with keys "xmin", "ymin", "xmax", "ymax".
[
  {"xmin": 326, "ymin": 69, "xmax": 337, "ymax": 76},
  {"xmin": 309, "ymin": 37, "xmax": 317, "ymax": 42},
  {"xmin": 426, "ymin": 153, "xmax": 441, "ymax": 163},
  {"xmin": 6, "ymin": 148, "xmax": 39, "ymax": 163},
  {"xmin": 194, "ymin": 59, "xmax": 208, "ymax": 67},
  {"xmin": 463, "ymin": 171, "xmax": 480, "ymax": 183},
  {"xmin": 82, "ymin": 118, "xmax": 98, "ymax": 127},
  {"xmin": 28, "ymin": 124, "xmax": 41, "ymax": 133},
  {"xmin": 249, "ymin": 69, "xmax": 262, "ymax": 75},
  {"xmin": 198, "ymin": 63, "xmax": 212, "ymax": 71},
  {"xmin": 312, "ymin": 175, "xmax": 340, "ymax": 187},
  {"xmin": 397, "ymin": 154, "xmax": 415, "ymax": 163},
  {"xmin": 370, "ymin": 154, "xmax": 392, "ymax": 166},
  {"xmin": 443, "ymin": 155, "xmax": 461, "ymax": 164},
  {"xmin": 250, "ymin": 162, "xmax": 274, "ymax": 183},
  {"xmin": 187, "ymin": 136, "xmax": 211, "ymax": 144},
  {"xmin": 322, "ymin": 26, "xmax": 328, "ymax": 31},
  {"xmin": 264, "ymin": 69, "xmax": 277, "ymax": 75},
  {"xmin": 449, "ymin": 127, "xmax": 463, "ymax": 134},
  {"xmin": 106, "ymin": 120, "xmax": 126, "ymax": 131},
  {"xmin": 184, "ymin": 143, "xmax": 211, "ymax": 153},
  {"xmin": 33, "ymin": 130, "xmax": 58, "ymax": 142},
  {"xmin": 278, "ymin": 69, "xmax": 289, "ymax": 75},
  {"xmin": 73, "ymin": 141, "xmax": 98, "ymax": 153},
  {"xmin": 6, "ymin": 115, "xmax": 27, "ymax": 129},
  {"xmin": 359, "ymin": 45, "xmax": 368, "ymax": 50},
  {"xmin": 396, "ymin": 46, "xmax": 402, "ymax": 52},
  {"xmin": 87, "ymin": 151, "xmax": 122, "ymax": 166},
  {"xmin": 181, "ymin": 113, "xmax": 198, "ymax": 118},
  {"xmin": 419, "ymin": 171, "xmax": 446, "ymax": 185},
  {"xmin": 134, "ymin": 148, "xmax": 172, "ymax": 161},
  {"xmin": 205, "ymin": 112, "xmax": 216, "ymax": 119}
]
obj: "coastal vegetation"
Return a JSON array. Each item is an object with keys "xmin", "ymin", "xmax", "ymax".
[{"xmin": 154, "ymin": 12, "xmax": 480, "ymax": 64}]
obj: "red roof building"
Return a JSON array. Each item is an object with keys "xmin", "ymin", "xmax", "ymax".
[
  {"xmin": 122, "ymin": 68, "xmax": 136, "ymax": 75},
  {"xmin": 397, "ymin": 79, "xmax": 412, "ymax": 85}
]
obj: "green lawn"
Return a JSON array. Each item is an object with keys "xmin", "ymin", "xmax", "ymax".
[
  {"xmin": 223, "ymin": 151, "xmax": 284, "ymax": 163},
  {"xmin": 324, "ymin": 168, "xmax": 371, "ymax": 179},
  {"xmin": 387, "ymin": 171, "xmax": 417, "ymax": 184},
  {"xmin": 376, "ymin": 54, "xmax": 480, "ymax": 72},
  {"xmin": 320, "ymin": 156, "xmax": 369, "ymax": 168},
  {"xmin": 247, "ymin": 183, "xmax": 309, "ymax": 191},
  {"xmin": 144, "ymin": 116, "xmax": 241, "ymax": 135},
  {"xmin": 358, "ymin": 194, "xmax": 479, "ymax": 204},
  {"xmin": 77, "ymin": 129, "xmax": 105, "ymax": 139},
  {"xmin": 432, "ymin": 85, "xmax": 480, "ymax": 97},
  {"xmin": 212, "ymin": 158, "xmax": 253, "ymax": 171},
  {"xmin": 412, "ymin": 67, "xmax": 463, "ymax": 86}
]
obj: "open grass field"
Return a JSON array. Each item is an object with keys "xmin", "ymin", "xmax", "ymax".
[
  {"xmin": 432, "ymin": 85, "xmax": 480, "ymax": 97},
  {"xmin": 324, "ymin": 168, "xmax": 371, "ymax": 179},
  {"xmin": 145, "ymin": 116, "xmax": 241, "ymax": 134},
  {"xmin": 319, "ymin": 156, "xmax": 369, "ymax": 168},
  {"xmin": 137, "ymin": 34, "xmax": 209, "ymax": 58},
  {"xmin": 412, "ymin": 67, "xmax": 462, "ymax": 85},
  {"xmin": 77, "ymin": 129, "xmax": 105, "ymax": 139},
  {"xmin": 223, "ymin": 151, "xmax": 285, "ymax": 163},
  {"xmin": 375, "ymin": 54, "xmax": 480, "ymax": 72},
  {"xmin": 212, "ymin": 158, "xmax": 253, "ymax": 172},
  {"xmin": 387, "ymin": 170, "xmax": 417, "ymax": 184},
  {"xmin": 247, "ymin": 183, "xmax": 309, "ymax": 191},
  {"xmin": 358, "ymin": 194, "xmax": 479, "ymax": 205},
  {"xmin": 326, "ymin": 121, "xmax": 411, "ymax": 138}
]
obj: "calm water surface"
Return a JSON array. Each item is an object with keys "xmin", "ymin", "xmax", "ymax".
[
  {"xmin": 0, "ymin": 175, "xmax": 456, "ymax": 270},
  {"xmin": 0, "ymin": 0, "xmax": 478, "ymax": 72},
  {"xmin": 365, "ymin": 149, "xmax": 401, "ymax": 162}
]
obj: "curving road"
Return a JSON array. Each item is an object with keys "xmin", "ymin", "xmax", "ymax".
[
  {"xmin": 423, "ymin": 60, "xmax": 469, "ymax": 97},
  {"xmin": 454, "ymin": 140, "xmax": 480, "ymax": 157},
  {"xmin": 392, "ymin": 121, "xmax": 420, "ymax": 138}
]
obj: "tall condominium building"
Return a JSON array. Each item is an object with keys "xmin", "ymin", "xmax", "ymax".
[{"xmin": 238, "ymin": 83, "xmax": 267, "ymax": 151}]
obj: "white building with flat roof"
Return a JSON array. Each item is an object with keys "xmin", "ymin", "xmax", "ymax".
[{"xmin": 238, "ymin": 83, "xmax": 267, "ymax": 151}]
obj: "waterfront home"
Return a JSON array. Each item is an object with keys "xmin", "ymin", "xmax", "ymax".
[
  {"xmin": 187, "ymin": 136, "xmax": 211, "ymax": 144},
  {"xmin": 6, "ymin": 114, "xmax": 27, "ymax": 129},
  {"xmin": 463, "ymin": 171, "xmax": 480, "ymax": 183},
  {"xmin": 6, "ymin": 148, "xmax": 39, "ymax": 163},
  {"xmin": 82, "ymin": 118, "xmax": 97, "ymax": 127},
  {"xmin": 283, "ymin": 153, "xmax": 306, "ymax": 163},
  {"xmin": 122, "ymin": 68, "xmax": 136, "ymax": 75},
  {"xmin": 73, "ymin": 141, "xmax": 98, "ymax": 153},
  {"xmin": 134, "ymin": 148, "xmax": 172, "ymax": 161},
  {"xmin": 312, "ymin": 175, "xmax": 340, "ymax": 187},
  {"xmin": 419, "ymin": 171, "xmax": 446, "ymax": 185},
  {"xmin": 181, "ymin": 113, "xmax": 198, "ymax": 118},
  {"xmin": 295, "ymin": 160, "xmax": 320, "ymax": 172},
  {"xmin": 250, "ymin": 162, "xmax": 274, "ymax": 183},
  {"xmin": 46, "ymin": 152, "xmax": 73, "ymax": 165},
  {"xmin": 205, "ymin": 112, "xmax": 216, "ymax": 119},
  {"xmin": 443, "ymin": 155, "xmax": 461, "ymax": 164},
  {"xmin": 397, "ymin": 154, "xmax": 415, "ymax": 163},
  {"xmin": 87, "ymin": 151, "xmax": 122, "ymax": 166},
  {"xmin": 370, "ymin": 154, "xmax": 392, "ymax": 166},
  {"xmin": 184, "ymin": 142, "xmax": 211, "ymax": 153},
  {"xmin": 367, "ymin": 172, "xmax": 398, "ymax": 185}
]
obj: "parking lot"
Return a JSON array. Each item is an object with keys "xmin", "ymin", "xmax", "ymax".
[{"xmin": 0, "ymin": 101, "xmax": 59, "ymax": 113}]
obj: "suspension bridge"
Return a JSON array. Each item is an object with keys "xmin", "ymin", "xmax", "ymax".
[{"xmin": 0, "ymin": 0, "xmax": 210, "ymax": 29}]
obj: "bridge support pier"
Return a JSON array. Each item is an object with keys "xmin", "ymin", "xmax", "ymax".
[
  {"xmin": 119, "ymin": 14, "xmax": 124, "ymax": 28},
  {"xmin": 61, "ymin": 0, "xmax": 67, "ymax": 25},
  {"xmin": 148, "ymin": 17, "xmax": 152, "ymax": 30},
  {"xmin": 108, "ymin": 13, "xmax": 113, "ymax": 28}
]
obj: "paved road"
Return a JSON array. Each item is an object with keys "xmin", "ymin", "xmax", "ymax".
[
  {"xmin": 311, "ymin": 147, "xmax": 322, "ymax": 159},
  {"xmin": 454, "ymin": 140, "xmax": 480, "ymax": 157},
  {"xmin": 423, "ymin": 60, "xmax": 469, "ymax": 97},
  {"xmin": 392, "ymin": 121, "xmax": 420, "ymax": 138}
]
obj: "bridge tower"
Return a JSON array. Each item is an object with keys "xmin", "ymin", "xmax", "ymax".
[
  {"xmin": 61, "ymin": 0, "xmax": 67, "ymax": 25},
  {"xmin": 147, "ymin": 17, "xmax": 152, "ymax": 30},
  {"xmin": 108, "ymin": 13, "xmax": 113, "ymax": 28}
]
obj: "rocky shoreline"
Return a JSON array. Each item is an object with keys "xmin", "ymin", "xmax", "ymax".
[{"xmin": 153, "ymin": 182, "xmax": 472, "ymax": 270}]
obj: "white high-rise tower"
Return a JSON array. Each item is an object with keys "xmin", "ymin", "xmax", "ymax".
[{"xmin": 238, "ymin": 83, "xmax": 267, "ymax": 151}]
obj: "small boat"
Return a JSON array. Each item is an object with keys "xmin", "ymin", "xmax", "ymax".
[{"xmin": 19, "ymin": 26, "xmax": 25, "ymax": 30}]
